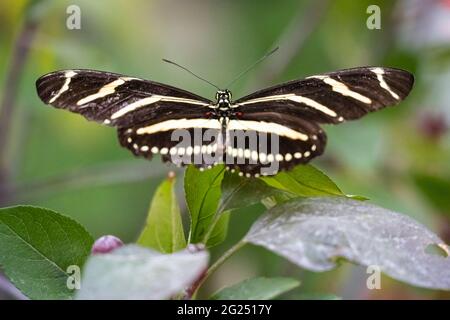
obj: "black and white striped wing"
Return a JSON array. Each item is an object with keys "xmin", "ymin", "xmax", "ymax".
[
  {"xmin": 36, "ymin": 69, "xmax": 219, "ymax": 168},
  {"xmin": 226, "ymin": 67, "xmax": 414, "ymax": 175},
  {"xmin": 117, "ymin": 120, "xmax": 223, "ymax": 169},
  {"xmin": 36, "ymin": 66, "xmax": 414, "ymax": 177},
  {"xmin": 224, "ymin": 112, "xmax": 326, "ymax": 176},
  {"xmin": 234, "ymin": 67, "xmax": 414, "ymax": 124},
  {"xmin": 36, "ymin": 69, "xmax": 213, "ymax": 128}
]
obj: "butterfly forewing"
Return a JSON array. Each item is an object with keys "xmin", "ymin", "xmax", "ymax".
[
  {"xmin": 234, "ymin": 67, "xmax": 414, "ymax": 124},
  {"xmin": 36, "ymin": 69, "xmax": 213, "ymax": 127}
]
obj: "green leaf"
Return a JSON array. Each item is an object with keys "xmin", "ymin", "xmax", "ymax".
[
  {"xmin": 220, "ymin": 171, "xmax": 288, "ymax": 212},
  {"xmin": 185, "ymin": 165, "xmax": 225, "ymax": 245},
  {"xmin": 413, "ymin": 173, "xmax": 450, "ymax": 215},
  {"xmin": 211, "ymin": 277, "xmax": 300, "ymax": 300},
  {"xmin": 76, "ymin": 245, "xmax": 208, "ymax": 300},
  {"xmin": 0, "ymin": 206, "xmax": 94, "ymax": 299},
  {"xmin": 296, "ymin": 293, "xmax": 341, "ymax": 300},
  {"xmin": 185, "ymin": 165, "xmax": 343, "ymax": 248},
  {"xmin": 205, "ymin": 171, "xmax": 285, "ymax": 246},
  {"xmin": 137, "ymin": 176, "xmax": 186, "ymax": 253},
  {"xmin": 262, "ymin": 165, "xmax": 344, "ymax": 197},
  {"xmin": 204, "ymin": 212, "xmax": 230, "ymax": 248},
  {"xmin": 246, "ymin": 197, "xmax": 450, "ymax": 290}
]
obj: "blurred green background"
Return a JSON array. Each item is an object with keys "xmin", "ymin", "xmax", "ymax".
[{"xmin": 0, "ymin": 0, "xmax": 449, "ymax": 299}]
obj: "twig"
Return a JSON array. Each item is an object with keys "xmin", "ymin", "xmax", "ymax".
[
  {"xmin": 205, "ymin": 240, "xmax": 246, "ymax": 280},
  {"xmin": 190, "ymin": 239, "xmax": 247, "ymax": 299},
  {"xmin": 201, "ymin": 210, "xmax": 224, "ymax": 244},
  {"xmin": 10, "ymin": 160, "xmax": 171, "ymax": 201},
  {"xmin": 0, "ymin": 5, "xmax": 41, "ymax": 205},
  {"xmin": 0, "ymin": 274, "xmax": 27, "ymax": 300}
]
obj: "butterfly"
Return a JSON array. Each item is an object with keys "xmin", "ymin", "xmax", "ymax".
[{"xmin": 36, "ymin": 63, "xmax": 414, "ymax": 177}]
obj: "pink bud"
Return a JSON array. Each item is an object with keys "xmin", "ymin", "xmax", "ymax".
[
  {"xmin": 417, "ymin": 112, "xmax": 448, "ymax": 141},
  {"xmin": 91, "ymin": 235, "xmax": 124, "ymax": 255},
  {"xmin": 186, "ymin": 243, "xmax": 206, "ymax": 254}
]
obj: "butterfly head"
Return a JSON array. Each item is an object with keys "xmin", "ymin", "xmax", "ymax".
[{"xmin": 215, "ymin": 89, "xmax": 232, "ymax": 109}]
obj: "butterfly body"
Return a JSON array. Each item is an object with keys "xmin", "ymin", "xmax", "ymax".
[{"xmin": 36, "ymin": 66, "xmax": 414, "ymax": 177}]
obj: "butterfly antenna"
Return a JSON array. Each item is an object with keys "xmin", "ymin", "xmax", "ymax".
[
  {"xmin": 225, "ymin": 46, "xmax": 279, "ymax": 89},
  {"xmin": 162, "ymin": 58, "xmax": 221, "ymax": 90}
]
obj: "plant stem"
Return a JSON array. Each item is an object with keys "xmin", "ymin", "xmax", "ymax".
[
  {"xmin": 0, "ymin": 3, "xmax": 41, "ymax": 205},
  {"xmin": 0, "ymin": 273, "xmax": 27, "ymax": 300},
  {"xmin": 207, "ymin": 239, "xmax": 246, "ymax": 278},
  {"xmin": 201, "ymin": 182, "xmax": 234, "ymax": 244},
  {"xmin": 191, "ymin": 239, "xmax": 247, "ymax": 298}
]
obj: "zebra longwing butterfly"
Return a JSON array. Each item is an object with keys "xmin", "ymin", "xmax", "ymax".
[{"xmin": 36, "ymin": 65, "xmax": 414, "ymax": 177}]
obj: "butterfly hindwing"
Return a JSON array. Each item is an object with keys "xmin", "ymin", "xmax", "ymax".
[
  {"xmin": 223, "ymin": 112, "xmax": 326, "ymax": 176},
  {"xmin": 118, "ymin": 121, "xmax": 224, "ymax": 170}
]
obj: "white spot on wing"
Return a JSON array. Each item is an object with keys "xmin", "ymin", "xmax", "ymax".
[
  {"xmin": 151, "ymin": 146, "xmax": 159, "ymax": 153},
  {"xmin": 251, "ymin": 151, "xmax": 258, "ymax": 162},
  {"xmin": 259, "ymin": 153, "xmax": 267, "ymax": 163}
]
